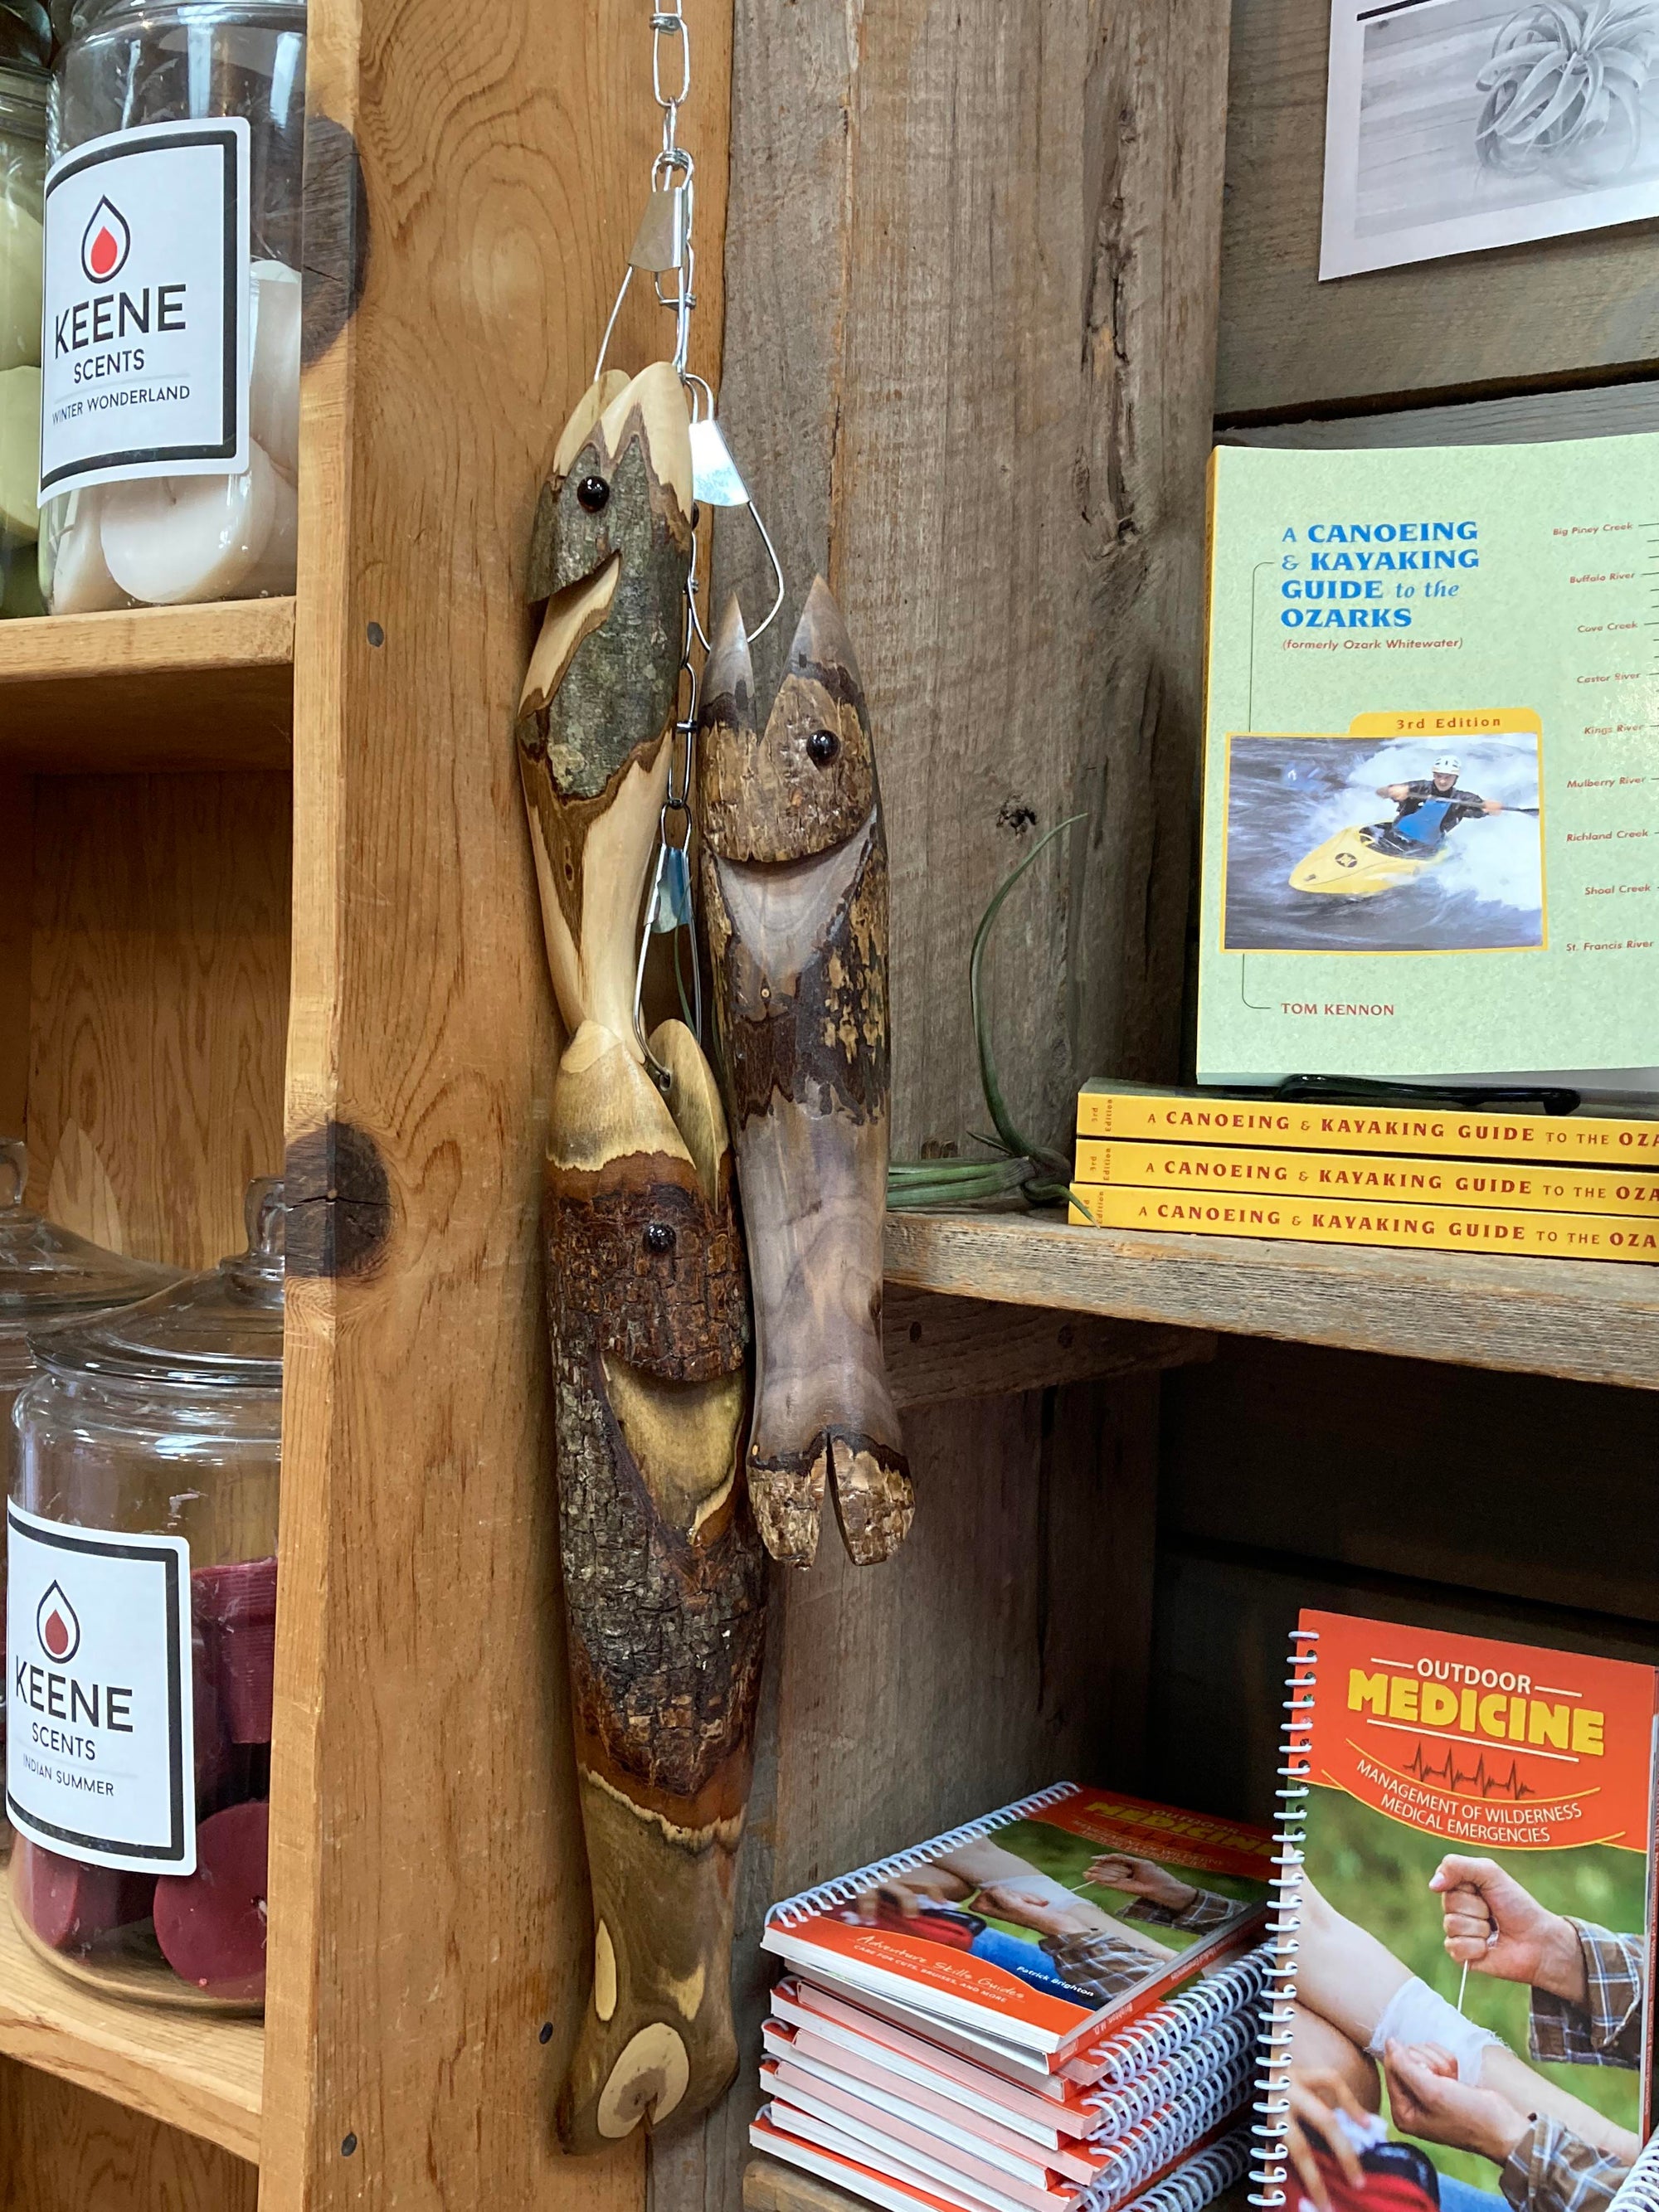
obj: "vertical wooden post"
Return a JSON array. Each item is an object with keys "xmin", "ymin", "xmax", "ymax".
[{"xmin": 264, "ymin": 2, "xmax": 732, "ymax": 2207}]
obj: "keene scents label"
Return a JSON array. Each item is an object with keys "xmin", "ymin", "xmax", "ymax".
[
  {"xmin": 40, "ymin": 117, "xmax": 251, "ymax": 497},
  {"xmin": 6, "ymin": 1501, "xmax": 197, "ymax": 1872}
]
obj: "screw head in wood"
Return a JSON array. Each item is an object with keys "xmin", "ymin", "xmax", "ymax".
[
  {"xmin": 806, "ymin": 727, "xmax": 839, "ymax": 766},
  {"xmin": 577, "ymin": 475, "xmax": 610, "ymax": 513}
]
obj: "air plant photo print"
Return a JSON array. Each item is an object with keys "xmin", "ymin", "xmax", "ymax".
[{"xmin": 1321, "ymin": 0, "xmax": 1659, "ymax": 275}]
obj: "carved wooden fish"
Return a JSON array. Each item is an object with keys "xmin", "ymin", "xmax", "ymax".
[
  {"xmin": 699, "ymin": 579, "xmax": 912, "ymax": 1568},
  {"xmin": 516, "ymin": 366, "xmax": 766, "ymax": 2153}
]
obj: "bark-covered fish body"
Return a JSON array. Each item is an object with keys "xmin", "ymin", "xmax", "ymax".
[
  {"xmin": 515, "ymin": 365, "xmax": 766, "ymax": 2153},
  {"xmin": 544, "ymin": 1018, "xmax": 762, "ymax": 2153},
  {"xmin": 699, "ymin": 579, "xmax": 912, "ymax": 1568}
]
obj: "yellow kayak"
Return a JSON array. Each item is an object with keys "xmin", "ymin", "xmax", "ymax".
[{"xmin": 1288, "ymin": 824, "xmax": 1449, "ymax": 897}]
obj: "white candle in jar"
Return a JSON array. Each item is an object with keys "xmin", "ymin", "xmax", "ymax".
[
  {"xmin": 0, "ymin": 362, "xmax": 39, "ymax": 542},
  {"xmin": 100, "ymin": 443, "xmax": 281, "ymax": 605},
  {"xmin": 240, "ymin": 449, "xmax": 297, "ymax": 598},
  {"xmin": 46, "ymin": 488, "xmax": 129, "ymax": 614},
  {"xmin": 250, "ymin": 259, "xmax": 301, "ymax": 480}
]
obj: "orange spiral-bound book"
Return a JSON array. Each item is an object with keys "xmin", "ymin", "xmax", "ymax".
[{"xmin": 1250, "ymin": 1611, "xmax": 1659, "ymax": 2212}]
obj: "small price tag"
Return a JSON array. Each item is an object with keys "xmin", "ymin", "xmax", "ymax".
[{"xmin": 650, "ymin": 843, "xmax": 693, "ymax": 933}]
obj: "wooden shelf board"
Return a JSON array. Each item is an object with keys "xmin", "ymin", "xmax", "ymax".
[
  {"xmin": 0, "ymin": 600, "xmax": 294, "ymax": 771},
  {"xmin": 0, "ymin": 1878, "xmax": 262, "ymax": 2161},
  {"xmin": 883, "ymin": 1211, "xmax": 1659, "ymax": 1391}
]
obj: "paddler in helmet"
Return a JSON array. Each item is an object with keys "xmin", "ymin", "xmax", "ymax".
[{"xmin": 1365, "ymin": 754, "xmax": 1504, "ymax": 857}]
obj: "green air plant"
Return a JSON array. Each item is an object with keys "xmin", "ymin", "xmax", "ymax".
[
  {"xmin": 887, "ymin": 814, "xmax": 1085, "ymax": 1211},
  {"xmin": 1476, "ymin": 1, "xmax": 1659, "ymax": 175}
]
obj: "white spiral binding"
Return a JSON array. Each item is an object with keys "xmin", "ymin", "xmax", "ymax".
[
  {"xmin": 767, "ymin": 1782, "xmax": 1080, "ymax": 1925},
  {"xmin": 1608, "ymin": 2123, "xmax": 1659, "ymax": 2212},
  {"xmin": 1092, "ymin": 1945, "xmax": 1271, "ymax": 2087},
  {"xmin": 1086, "ymin": 2015, "xmax": 1258, "ymax": 2140},
  {"xmin": 1251, "ymin": 1626, "xmax": 1318, "ymax": 2210},
  {"xmin": 1078, "ymin": 2048, "xmax": 1254, "ymax": 2212},
  {"xmin": 1123, "ymin": 2128, "xmax": 1252, "ymax": 2212}
]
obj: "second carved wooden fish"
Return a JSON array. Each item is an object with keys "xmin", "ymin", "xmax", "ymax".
[{"xmin": 699, "ymin": 579, "xmax": 912, "ymax": 1568}]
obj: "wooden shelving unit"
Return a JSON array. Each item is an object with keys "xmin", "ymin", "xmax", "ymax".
[
  {"xmin": 0, "ymin": 1898, "xmax": 262, "ymax": 2161},
  {"xmin": 883, "ymin": 1212, "xmax": 1659, "ymax": 1392},
  {"xmin": 6, "ymin": 1, "xmax": 1650, "ymax": 2210},
  {"xmin": 0, "ymin": 600, "xmax": 294, "ymax": 767}
]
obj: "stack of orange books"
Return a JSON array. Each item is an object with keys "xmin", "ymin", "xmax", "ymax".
[{"xmin": 1070, "ymin": 1082, "xmax": 1659, "ymax": 1262}]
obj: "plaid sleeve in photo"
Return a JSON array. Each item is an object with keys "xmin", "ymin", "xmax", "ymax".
[{"xmin": 1528, "ymin": 1919, "xmax": 1645, "ymax": 2071}]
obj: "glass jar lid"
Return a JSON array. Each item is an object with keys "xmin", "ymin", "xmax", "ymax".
[
  {"xmin": 67, "ymin": 0, "xmax": 304, "ymax": 33},
  {"xmin": 0, "ymin": 1138, "xmax": 173, "ymax": 1319},
  {"xmin": 33, "ymin": 1174, "xmax": 285, "ymax": 1388}
]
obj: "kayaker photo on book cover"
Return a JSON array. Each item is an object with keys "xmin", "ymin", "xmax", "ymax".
[
  {"xmin": 1270, "ymin": 1611, "xmax": 1658, "ymax": 2212},
  {"xmin": 1220, "ymin": 732, "xmax": 1545, "ymax": 955},
  {"xmin": 1199, "ymin": 436, "xmax": 1659, "ymax": 1087}
]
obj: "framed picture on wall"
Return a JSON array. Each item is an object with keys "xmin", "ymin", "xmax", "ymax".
[{"xmin": 1321, "ymin": 0, "xmax": 1659, "ymax": 277}]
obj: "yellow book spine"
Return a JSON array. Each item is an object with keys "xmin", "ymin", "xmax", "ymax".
[
  {"xmin": 1072, "ymin": 1139, "xmax": 1659, "ymax": 1218},
  {"xmin": 1067, "ymin": 1185, "xmax": 1659, "ymax": 1262},
  {"xmin": 1075, "ymin": 1087, "xmax": 1659, "ymax": 1169}
]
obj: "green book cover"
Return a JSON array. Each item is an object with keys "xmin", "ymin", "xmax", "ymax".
[{"xmin": 1198, "ymin": 435, "xmax": 1659, "ymax": 1087}]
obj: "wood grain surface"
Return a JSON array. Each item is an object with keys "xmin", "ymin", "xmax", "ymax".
[
  {"xmin": 882, "ymin": 1284, "xmax": 1212, "ymax": 1407},
  {"xmin": 648, "ymin": 1376, "xmax": 1163, "ymax": 2212},
  {"xmin": 0, "ymin": 601, "xmax": 294, "ymax": 769},
  {"xmin": 0, "ymin": 2060, "xmax": 258, "ymax": 2212},
  {"xmin": 1163, "ymin": 1338, "xmax": 1659, "ymax": 1627},
  {"xmin": 714, "ymin": 0, "xmax": 1233, "ymax": 1159},
  {"xmin": 0, "ymin": 772, "xmax": 32, "ymax": 1135},
  {"xmin": 884, "ymin": 1208, "xmax": 1659, "ymax": 1389},
  {"xmin": 27, "ymin": 773, "xmax": 291, "ymax": 1271},
  {"xmin": 0, "ymin": 1901, "xmax": 262, "ymax": 2160},
  {"xmin": 1226, "ymin": 381, "xmax": 1659, "ymax": 450},
  {"xmin": 264, "ymin": 0, "xmax": 732, "ymax": 2206},
  {"xmin": 743, "ymin": 2156, "xmax": 864, "ymax": 2212},
  {"xmin": 1219, "ymin": 0, "xmax": 1659, "ymax": 419}
]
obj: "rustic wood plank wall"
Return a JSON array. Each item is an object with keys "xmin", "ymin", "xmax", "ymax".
[
  {"xmin": 674, "ymin": 2, "xmax": 1233, "ymax": 2207},
  {"xmin": 1150, "ymin": 1340, "xmax": 1659, "ymax": 1827},
  {"xmin": 1219, "ymin": 0, "xmax": 1659, "ymax": 419}
]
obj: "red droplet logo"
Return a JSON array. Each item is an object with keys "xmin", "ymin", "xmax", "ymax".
[
  {"xmin": 36, "ymin": 1581, "xmax": 80, "ymax": 1665},
  {"xmin": 80, "ymin": 197, "xmax": 131, "ymax": 284}
]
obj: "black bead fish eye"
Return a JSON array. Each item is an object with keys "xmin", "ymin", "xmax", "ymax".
[
  {"xmin": 576, "ymin": 475, "xmax": 610, "ymax": 513},
  {"xmin": 643, "ymin": 1222, "xmax": 676, "ymax": 1255},
  {"xmin": 806, "ymin": 727, "xmax": 839, "ymax": 766}
]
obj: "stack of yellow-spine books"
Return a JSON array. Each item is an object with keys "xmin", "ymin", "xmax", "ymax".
[{"xmin": 1069, "ymin": 1082, "xmax": 1659, "ymax": 1262}]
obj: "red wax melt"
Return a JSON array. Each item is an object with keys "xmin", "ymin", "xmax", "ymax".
[
  {"xmin": 15, "ymin": 1840, "xmax": 153, "ymax": 1951},
  {"xmin": 153, "ymin": 1799, "xmax": 269, "ymax": 2001},
  {"xmin": 192, "ymin": 1557, "xmax": 277, "ymax": 1744}
]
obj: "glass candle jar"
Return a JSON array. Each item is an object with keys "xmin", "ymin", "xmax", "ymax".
[
  {"xmin": 0, "ymin": 56, "xmax": 46, "ymax": 617},
  {"xmin": 7, "ymin": 1175, "xmax": 282, "ymax": 2010},
  {"xmin": 0, "ymin": 1137, "xmax": 172, "ymax": 1847},
  {"xmin": 41, "ymin": 0, "xmax": 304, "ymax": 613}
]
